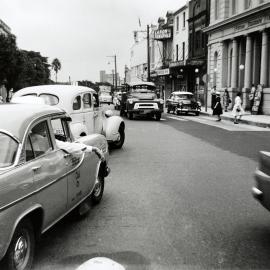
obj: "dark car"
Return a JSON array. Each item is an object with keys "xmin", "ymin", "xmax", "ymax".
[
  {"xmin": 121, "ymin": 82, "xmax": 164, "ymax": 121},
  {"xmin": 166, "ymin": 91, "xmax": 201, "ymax": 116},
  {"xmin": 252, "ymin": 151, "xmax": 270, "ymax": 211}
]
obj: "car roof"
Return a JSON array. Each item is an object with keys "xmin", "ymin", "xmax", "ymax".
[
  {"xmin": 13, "ymin": 85, "xmax": 97, "ymax": 113},
  {"xmin": 14, "ymin": 85, "xmax": 96, "ymax": 97},
  {"xmin": 172, "ymin": 91, "xmax": 193, "ymax": 95},
  {"xmin": 0, "ymin": 103, "xmax": 64, "ymax": 142},
  {"xmin": 128, "ymin": 82, "xmax": 156, "ymax": 87}
]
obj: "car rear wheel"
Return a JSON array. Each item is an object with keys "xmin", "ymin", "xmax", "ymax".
[
  {"xmin": 112, "ymin": 126, "xmax": 125, "ymax": 149},
  {"xmin": 195, "ymin": 111, "xmax": 200, "ymax": 116},
  {"xmin": 167, "ymin": 106, "xmax": 170, "ymax": 113},
  {"xmin": 91, "ymin": 175, "xmax": 104, "ymax": 205},
  {"xmin": 4, "ymin": 219, "xmax": 35, "ymax": 270}
]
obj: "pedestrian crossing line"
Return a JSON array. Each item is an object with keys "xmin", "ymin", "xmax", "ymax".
[
  {"xmin": 166, "ymin": 116, "xmax": 188, "ymax": 121},
  {"xmin": 160, "ymin": 118, "xmax": 166, "ymax": 121}
]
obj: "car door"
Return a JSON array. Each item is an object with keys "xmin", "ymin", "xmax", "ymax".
[
  {"xmin": 26, "ymin": 119, "xmax": 68, "ymax": 228},
  {"xmin": 51, "ymin": 117, "xmax": 96, "ymax": 208},
  {"xmin": 82, "ymin": 92, "xmax": 94, "ymax": 134},
  {"xmin": 93, "ymin": 93, "xmax": 103, "ymax": 134}
]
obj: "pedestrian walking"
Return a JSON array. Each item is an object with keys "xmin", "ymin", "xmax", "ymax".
[
  {"xmin": 232, "ymin": 92, "xmax": 244, "ymax": 124},
  {"xmin": 222, "ymin": 88, "xmax": 231, "ymax": 112},
  {"xmin": 213, "ymin": 92, "xmax": 223, "ymax": 121},
  {"xmin": 211, "ymin": 86, "xmax": 217, "ymax": 110}
]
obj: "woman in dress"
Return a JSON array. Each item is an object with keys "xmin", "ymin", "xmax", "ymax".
[
  {"xmin": 213, "ymin": 92, "xmax": 223, "ymax": 121},
  {"xmin": 232, "ymin": 92, "xmax": 245, "ymax": 124}
]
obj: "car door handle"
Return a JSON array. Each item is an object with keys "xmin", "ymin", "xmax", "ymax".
[{"xmin": 32, "ymin": 166, "xmax": 41, "ymax": 172}]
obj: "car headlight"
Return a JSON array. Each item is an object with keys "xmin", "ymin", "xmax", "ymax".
[{"xmin": 159, "ymin": 99, "xmax": 164, "ymax": 104}]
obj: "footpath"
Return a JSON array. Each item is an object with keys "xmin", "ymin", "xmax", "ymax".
[{"xmin": 200, "ymin": 108, "xmax": 270, "ymax": 129}]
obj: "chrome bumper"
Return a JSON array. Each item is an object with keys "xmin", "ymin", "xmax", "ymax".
[{"xmin": 252, "ymin": 186, "xmax": 263, "ymax": 201}]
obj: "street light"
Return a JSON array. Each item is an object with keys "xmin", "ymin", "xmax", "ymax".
[
  {"xmin": 239, "ymin": 64, "xmax": 245, "ymax": 70},
  {"xmin": 107, "ymin": 55, "xmax": 117, "ymax": 91}
]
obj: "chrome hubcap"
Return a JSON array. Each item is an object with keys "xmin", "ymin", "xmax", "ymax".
[
  {"xmin": 14, "ymin": 235, "xmax": 28, "ymax": 268},
  {"xmin": 94, "ymin": 179, "xmax": 101, "ymax": 197}
]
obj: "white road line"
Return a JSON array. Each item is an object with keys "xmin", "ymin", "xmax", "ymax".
[{"xmin": 167, "ymin": 116, "xmax": 188, "ymax": 121}]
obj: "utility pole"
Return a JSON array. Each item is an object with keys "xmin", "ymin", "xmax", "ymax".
[
  {"xmin": 147, "ymin": 25, "xmax": 150, "ymax": 82},
  {"xmin": 114, "ymin": 55, "xmax": 117, "ymax": 91}
]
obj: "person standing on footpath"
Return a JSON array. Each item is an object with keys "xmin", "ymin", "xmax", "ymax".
[
  {"xmin": 232, "ymin": 92, "xmax": 244, "ymax": 124},
  {"xmin": 211, "ymin": 86, "xmax": 217, "ymax": 110},
  {"xmin": 249, "ymin": 84, "xmax": 256, "ymax": 112},
  {"xmin": 222, "ymin": 88, "xmax": 231, "ymax": 112},
  {"xmin": 213, "ymin": 92, "xmax": 223, "ymax": 121}
]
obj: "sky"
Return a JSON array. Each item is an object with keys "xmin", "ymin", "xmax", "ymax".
[{"xmin": 1, "ymin": 0, "xmax": 187, "ymax": 83}]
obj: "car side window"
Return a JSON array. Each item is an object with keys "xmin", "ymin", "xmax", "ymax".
[
  {"xmin": 51, "ymin": 118, "xmax": 71, "ymax": 143},
  {"xmin": 29, "ymin": 121, "xmax": 52, "ymax": 158},
  {"xmin": 73, "ymin": 95, "xmax": 81, "ymax": 110},
  {"xmin": 83, "ymin": 93, "xmax": 92, "ymax": 109}
]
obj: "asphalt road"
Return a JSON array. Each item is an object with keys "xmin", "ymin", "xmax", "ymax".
[{"xmin": 33, "ymin": 112, "xmax": 270, "ymax": 270}]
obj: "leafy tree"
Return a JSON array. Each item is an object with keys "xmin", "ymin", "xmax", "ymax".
[
  {"xmin": 51, "ymin": 58, "xmax": 61, "ymax": 82},
  {"xmin": 0, "ymin": 33, "xmax": 17, "ymax": 86}
]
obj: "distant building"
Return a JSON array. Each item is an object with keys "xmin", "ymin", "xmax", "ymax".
[
  {"xmin": 99, "ymin": 70, "xmax": 120, "ymax": 87},
  {"xmin": 100, "ymin": 70, "xmax": 106, "ymax": 83},
  {"xmin": 0, "ymin": 19, "xmax": 11, "ymax": 35},
  {"xmin": 204, "ymin": 0, "xmax": 270, "ymax": 113}
]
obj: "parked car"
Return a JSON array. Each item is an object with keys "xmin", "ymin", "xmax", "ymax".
[
  {"xmin": 166, "ymin": 91, "xmax": 201, "ymax": 116},
  {"xmin": 252, "ymin": 151, "xmax": 270, "ymax": 211},
  {"xmin": 12, "ymin": 85, "xmax": 125, "ymax": 149},
  {"xmin": 99, "ymin": 92, "xmax": 113, "ymax": 105},
  {"xmin": 0, "ymin": 103, "xmax": 110, "ymax": 270},
  {"xmin": 121, "ymin": 82, "xmax": 164, "ymax": 121}
]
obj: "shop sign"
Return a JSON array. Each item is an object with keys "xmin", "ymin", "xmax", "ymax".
[
  {"xmin": 156, "ymin": 69, "xmax": 170, "ymax": 76},
  {"xmin": 154, "ymin": 28, "xmax": 172, "ymax": 40},
  {"xmin": 169, "ymin": 60, "xmax": 185, "ymax": 67},
  {"xmin": 187, "ymin": 60, "xmax": 205, "ymax": 66},
  {"xmin": 248, "ymin": 18, "xmax": 262, "ymax": 27}
]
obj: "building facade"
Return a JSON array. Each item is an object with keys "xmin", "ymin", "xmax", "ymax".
[
  {"xmin": 205, "ymin": 0, "xmax": 270, "ymax": 113},
  {"xmin": 188, "ymin": 0, "xmax": 210, "ymax": 104},
  {"xmin": 169, "ymin": 3, "xmax": 189, "ymax": 92},
  {"xmin": 0, "ymin": 19, "xmax": 11, "ymax": 35}
]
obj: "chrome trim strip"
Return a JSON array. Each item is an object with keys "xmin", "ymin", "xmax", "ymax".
[{"xmin": 0, "ymin": 152, "xmax": 85, "ymax": 213}]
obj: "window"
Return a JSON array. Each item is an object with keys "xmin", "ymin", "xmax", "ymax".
[
  {"xmin": 28, "ymin": 121, "xmax": 52, "ymax": 158},
  {"xmin": 176, "ymin": 16, "xmax": 179, "ymax": 31},
  {"xmin": 245, "ymin": 0, "xmax": 251, "ymax": 9},
  {"xmin": 83, "ymin": 93, "xmax": 92, "ymax": 109},
  {"xmin": 182, "ymin": 42, "xmax": 185, "ymax": 60},
  {"xmin": 232, "ymin": 0, "xmax": 237, "ymax": 15},
  {"xmin": 176, "ymin": 44, "xmax": 179, "ymax": 61},
  {"xmin": 51, "ymin": 118, "xmax": 71, "ymax": 143},
  {"xmin": 73, "ymin": 95, "xmax": 81, "ymax": 110},
  {"xmin": 0, "ymin": 132, "xmax": 18, "ymax": 167},
  {"xmin": 215, "ymin": 0, "xmax": 220, "ymax": 19},
  {"xmin": 183, "ymin": 12, "xmax": 186, "ymax": 28},
  {"xmin": 39, "ymin": 94, "xmax": 59, "ymax": 105},
  {"xmin": 23, "ymin": 93, "xmax": 37, "ymax": 97}
]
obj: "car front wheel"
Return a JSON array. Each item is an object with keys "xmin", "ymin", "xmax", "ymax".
[
  {"xmin": 91, "ymin": 175, "xmax": 104, "ymax": 205},
  {"xmin": 4, "ymin": 219, "xmax": 35, "ymax": 270}
]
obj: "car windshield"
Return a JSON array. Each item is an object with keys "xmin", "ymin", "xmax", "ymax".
[
  {"xmin": 0, "ymin": 132, "xmax": 18, "ymax": 168},
  {"xmin": 175, "ymin": 94, "xmax": 193, "ymax": 99}
]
